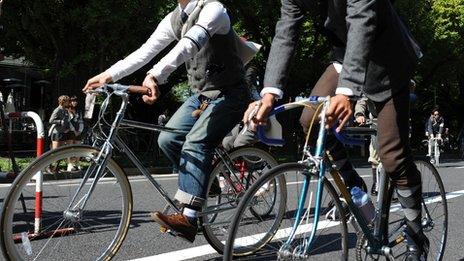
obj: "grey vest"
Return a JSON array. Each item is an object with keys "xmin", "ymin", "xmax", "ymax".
[{"xmin": 170, "ymin": 1, "xmax": 245, "ymax": 98}]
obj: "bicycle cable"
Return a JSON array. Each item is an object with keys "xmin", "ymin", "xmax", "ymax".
[{"xmin": 302, "ymin": 103, "xmax": 324, "ymax": 162}]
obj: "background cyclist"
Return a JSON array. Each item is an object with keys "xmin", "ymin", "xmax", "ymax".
[{"xmin": 425, "ymin": 107, "xmax": 445, "ymax": 157}]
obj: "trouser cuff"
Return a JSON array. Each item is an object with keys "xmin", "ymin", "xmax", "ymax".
[{"xmin": 174, "ymin": 189, "xmax": 205, "ymax": 209}]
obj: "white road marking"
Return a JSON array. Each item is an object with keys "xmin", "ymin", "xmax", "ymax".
[
  {"xmin": 130, "ymin": 189, "xmax": 464, "ymax": 261},
  {"xmin": 0, "ymin": 174, "xmax": 179, "ymax": 188}
]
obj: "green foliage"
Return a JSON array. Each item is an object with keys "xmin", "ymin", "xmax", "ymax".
[
  {"xmin": 393, "ymin": 0, "xmax": 464, "ymax": 138},
  {"xmin": 432, "ymin": 0, "xmax": 464, "ymax": 41},
  {"xmin": 1, "ymin": 0, "xmax": 172, "ymax": 85},
  {"xmin": 0, "ymin": 157, "xmax": 33, "ymax": 172},
  {"xmin": 170, "ymin": 81, "xmax": 191, "ymax": 103}
]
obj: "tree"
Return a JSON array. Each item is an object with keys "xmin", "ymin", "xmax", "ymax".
[
  {"xmin": 395, "ymin": 0, "xmax": 464, "ymax": 139},
  {"xmin": 0, "ymin": 0, "xmax": 175, "ymax": 96}
]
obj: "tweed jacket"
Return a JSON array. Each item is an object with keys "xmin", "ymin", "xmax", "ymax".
[{"xmin": 264, "ymin": 0, "xmax": 422, "ymax": 102}]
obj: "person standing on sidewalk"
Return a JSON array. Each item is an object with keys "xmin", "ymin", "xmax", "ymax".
[
  {"xmin": 48, "ymin": 95, "xmax": 71, "ymax": 150},
  {"xmin": 354, "ymin": 95, "xmax": 380, "ymax": 196},
  {"xmin": 66, "ymin": 96, "xmax": 84, "ymax": 171}
]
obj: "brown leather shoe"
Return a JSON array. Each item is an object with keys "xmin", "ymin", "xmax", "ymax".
[{"xmin": 150, "ymin": 212, "xmax": 197, "ymax": 243}]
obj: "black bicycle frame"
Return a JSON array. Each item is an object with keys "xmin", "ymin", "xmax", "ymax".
[{"xmin": 65, "ymin": 90, "xmax": 249, "ymax": 217}]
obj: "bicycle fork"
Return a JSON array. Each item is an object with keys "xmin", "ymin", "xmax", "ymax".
[
  {"xmin": 63, "ymin": 142, "xmax": 113, "ymax": 222},
  {"xmin": 279, "ymin": 99, "xmax": 330, "ymax": 258},
  {"xmin": 63, "ymin": 94, "xmax": 129, "ymax": 220}
]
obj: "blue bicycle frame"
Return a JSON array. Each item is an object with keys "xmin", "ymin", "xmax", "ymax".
[{"xmin": 256, "ymin": 96, "xmax": 376, "ymax": 256}]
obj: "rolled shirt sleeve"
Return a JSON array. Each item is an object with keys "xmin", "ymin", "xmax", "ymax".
[
  {"xmin": 105, "ymin": 13, "xmax": 176, "ymax": 82},
  {"xmin": 260, "ymin": 87, "xmax": 284, "ymax": 99}
]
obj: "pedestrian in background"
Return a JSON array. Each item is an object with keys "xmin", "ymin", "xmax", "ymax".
[
  {"xmin": 354, "ymin": 95, "xmax": 380, "ymax": 196},
  {"xmin": 67, "ymin": 96, "xmax": 84, "ymax": 144},
  {"xmin": 66, "ymin": 96, "xmax": 84, "ymax": 171},
  {"xmin": 48, "ymin": 95, "xmax": 70, "ymax": 150}
]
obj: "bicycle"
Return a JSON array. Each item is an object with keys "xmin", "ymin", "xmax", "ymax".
[
  {"xmin": 224, "ymin": 96, "xmax": 448, "ymax": 260},
  {"xmin": 427, "ymin": 136, "xmax": 442, "ymax": 167},
  {"xmin": 0, "ymin": 84, "xmax": 282, "ymax": 260}
]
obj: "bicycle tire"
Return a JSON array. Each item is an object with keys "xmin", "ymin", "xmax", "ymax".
[
  {"xmin": 0, "ymin": 145, "xmax": 133, "ymax": 261},
  {"xmin": 415, "ymin": 160, "xmax": 447, "ymax": 261},
  {"xmin": 224, "ymin": 163, "xmax": 348, "ymax": 260},
  {"xmin": 356, "ymin": 160, "xmax": 447, "ymax": 260},
  {"xmin": 201, "ymin": 146, "xmax": 279, "ymax": 254}
]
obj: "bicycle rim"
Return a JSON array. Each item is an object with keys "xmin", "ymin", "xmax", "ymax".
[
  {"xmin": 224, "ymin": 163, "xmax": 348, "ymax": 260},
  {"xmin": 201, "ymin": 147, "xmax": 279, "ymax": 254},
  {"xmin": 385, "ymin": 160, "xmax": 447, "ymax": 261},
  {"xmin": 0, "ymin": 145, "xmax": 133, "ymax": 261}
]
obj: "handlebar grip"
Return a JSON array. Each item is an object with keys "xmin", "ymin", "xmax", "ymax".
[{"xmin": 127, "ymin": 85, "xmax": 151, "ymax": 95}]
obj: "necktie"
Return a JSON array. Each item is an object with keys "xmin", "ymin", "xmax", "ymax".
[{"xmin": 181, "ymin": 10, "xmax": 188, "ymax": 23}]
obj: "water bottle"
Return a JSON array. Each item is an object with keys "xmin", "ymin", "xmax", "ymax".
[{"xmin": 351, "ymin": 186, "xmax": 376, "ymax": 224}]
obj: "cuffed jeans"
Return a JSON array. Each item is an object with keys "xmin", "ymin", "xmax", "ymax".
[{"xmin": 158, "ymin": 87, "xmax": 248, "ymax": 208}]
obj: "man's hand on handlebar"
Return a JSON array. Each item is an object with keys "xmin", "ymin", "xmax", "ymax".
[
  {"xmin": 243, "ymin": 93, "xmax": 276, "ymax": 131},
  {"xmin": 83, "ymin": 71, "xmax": 113, "ymax": 93},
  {"xmin": 326, "ymin": 94, "xmax": 353, "ymax": 132},
  {"xmin": 142, "ymin": 74, "xmax": 160, "ymax": 105}
]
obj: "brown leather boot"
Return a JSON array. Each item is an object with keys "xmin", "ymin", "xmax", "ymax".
[{"xmin": 150, "ymin": 212, "xmax": 197, "ymax": 243}]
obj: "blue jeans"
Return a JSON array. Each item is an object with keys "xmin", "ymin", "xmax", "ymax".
[{"xmin": 158, "ymin": 87, "xmax": 248, "ymax": 207}]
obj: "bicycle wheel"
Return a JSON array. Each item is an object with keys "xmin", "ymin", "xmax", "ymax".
[
  {"xmin": 357, "ymin": 160, "xmax": 447, "ymax": 260},
  {"xmin": 415, "ymin": 160, "xmax": 447, "ymax": 260},
  {"xmin": 0, "ymin": 145, "xmax": 133, "ymax": 261},
  {"xmin": 224, "ymin": 163, "xmax": 348, "ymax": 260},
  {"xmin": 201, "ymin": 146, "xmax": 279, "ymax": 254}
]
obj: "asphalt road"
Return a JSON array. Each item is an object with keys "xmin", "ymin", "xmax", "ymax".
[{"xmin": 1, "ymin": 159, "xmax": 463, "ymax": 261}]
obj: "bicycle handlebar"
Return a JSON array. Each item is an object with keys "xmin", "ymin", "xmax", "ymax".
[
  {"xmin": 89, "ymin": 83, "xmax": 151, "ymax": 96},
  {"xmin": 256, "ymin": 96, "xmax": 329, "ymax": 146},
  {"xmin": 256, "ymin": 95, "xmax": 372, "ymax": 147}
]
